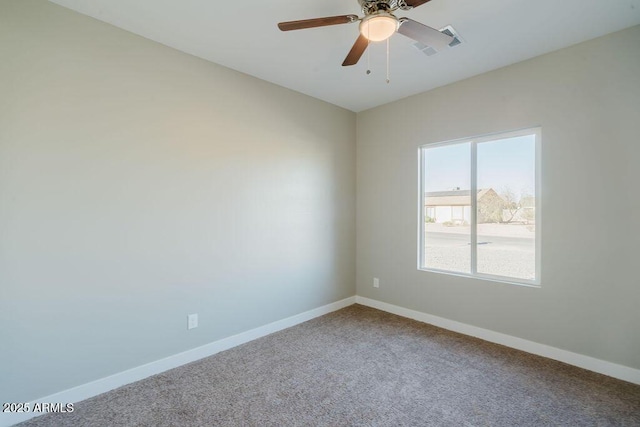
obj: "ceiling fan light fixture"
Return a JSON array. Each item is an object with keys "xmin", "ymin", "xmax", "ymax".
[{"xmin": 359, "ymin": 13, "xmax": 398, "ymax": 42}]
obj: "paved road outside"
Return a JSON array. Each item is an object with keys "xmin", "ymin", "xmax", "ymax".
[{"xmin": 426, "ymin": 232, "xmax": 534, "ymax": 251}]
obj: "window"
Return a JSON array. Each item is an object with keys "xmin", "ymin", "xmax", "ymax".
[{"xmin": 418, "ymin": 128, "xmax": 540, "ymax": 286}]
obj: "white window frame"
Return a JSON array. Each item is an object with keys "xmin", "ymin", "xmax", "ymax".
[{"xmin": 417, "ymin": 127, "xmax": 542, "ymax": 287}]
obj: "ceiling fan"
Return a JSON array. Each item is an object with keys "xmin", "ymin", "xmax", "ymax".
[{"xmin": 278, "ymin": 0, "xmax": 454, "ymax": 67}]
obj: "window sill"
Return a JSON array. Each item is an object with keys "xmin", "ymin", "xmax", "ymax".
[{"xmin": 418, "ymin": 267, "xmax": 541, "ymax": 288}]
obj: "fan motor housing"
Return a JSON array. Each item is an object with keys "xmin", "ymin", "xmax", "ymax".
[{"xmin": 359, "ymin": 0, "xmax": 400, "ymax": 15}]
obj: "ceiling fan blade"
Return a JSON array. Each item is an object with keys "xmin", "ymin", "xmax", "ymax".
[
  {"xmin": 403, "ymin": 0, "xmax": 433, "ymax": 8},
  {"xmin": 397, "ymin": 18, "xmax": 454, "ymax": 51},
  {"xmin": 278, "ymin": 15, "xmax": 358, "ymax": 31},
  {"xmin": 342, "ymin": 34, "xmax": 369, "ymax": 66}
]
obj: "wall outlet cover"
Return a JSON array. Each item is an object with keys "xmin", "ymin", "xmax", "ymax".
[{"xmin": 188, "ymin": 313, "xmax": 198, "ymax": 330}]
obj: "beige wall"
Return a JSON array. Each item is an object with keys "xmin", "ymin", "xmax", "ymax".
[
  {"xmin": 357, "ymin": 25, "xmax": 640, "ymax": 369},
  {"xmin": 0, "ymin": 0, "xmax": 355, "ymax": 402}
]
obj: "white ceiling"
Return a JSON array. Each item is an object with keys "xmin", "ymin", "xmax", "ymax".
[{"xmin": 48, "ymin": 0, "xmax": 640, "ymax": 112}]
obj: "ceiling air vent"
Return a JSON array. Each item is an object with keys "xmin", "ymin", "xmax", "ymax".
[{"xmin": 412, "ymin": 25, "xmax": 463, "ymax": 56}]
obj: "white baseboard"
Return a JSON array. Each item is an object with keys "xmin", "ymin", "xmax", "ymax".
[
  {"xmin": 0, "ymin": 296, "xmax": 356, "ymax": 427},
  {"xmin": 355, "ymin": 296, "xmax": 640, "ymax": 386}
]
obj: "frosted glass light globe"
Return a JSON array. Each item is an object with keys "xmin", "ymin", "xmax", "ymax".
[{"xmin": 360, "ymin": 14, "xmax": 398, "ymax": 42}]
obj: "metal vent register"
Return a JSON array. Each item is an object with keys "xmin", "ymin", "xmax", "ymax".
[{"xmin": 413, "ymin": 25, "xmax": 463, "ymax": 56}]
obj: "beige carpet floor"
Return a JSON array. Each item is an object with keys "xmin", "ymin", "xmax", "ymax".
[{"xmin": 19, "ymin": 304, "xmax": 640, "ymax": 426}]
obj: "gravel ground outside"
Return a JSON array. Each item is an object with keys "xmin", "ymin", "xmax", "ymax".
[{"xmin": 424, "ymin": 223, "xmax": 536, "ymax": 280}]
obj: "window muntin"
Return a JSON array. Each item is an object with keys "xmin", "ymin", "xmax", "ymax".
[{"xmin": 419, "ymin": 128, "xmax": 540, "ymax": 286}]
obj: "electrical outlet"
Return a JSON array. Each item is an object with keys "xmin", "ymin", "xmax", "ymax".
[
  {"xmin": 373, "ymin": 277, "xmax": 380, "ymax": 288},
  {"xmin": 188, "ymin": 313, "xmax": 198, "ymax": 330}
]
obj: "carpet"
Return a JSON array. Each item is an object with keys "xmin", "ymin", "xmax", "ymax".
[{"xmin": 18, "ymin": 304, "xmax": 640, "ymax": 426}]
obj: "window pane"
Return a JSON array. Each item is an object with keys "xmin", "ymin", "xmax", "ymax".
[
  {"xmin": 422, "ymin": 142, "xmax": 470, "ymax": 273},
  {"xmin": 476, "ymin": 135, "xmax": 536, "ymax": 280}
]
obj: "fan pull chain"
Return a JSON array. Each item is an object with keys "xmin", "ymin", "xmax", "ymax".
[
  {"xmin": 366, "ymin": 28, "xmax": 371, "ymax": 75},
  {"xmin": 386, "ymin": 38, "xmax": 390, "ymax": 84}
]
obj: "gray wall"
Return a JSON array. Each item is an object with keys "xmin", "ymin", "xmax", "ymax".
[
  {"xmin": 357, "ymin": 25, "xmax": 640, "ymax": 370},
  {"xmin": 0, "ymin": 0, "xmax": 356, "ymax": 402}
]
